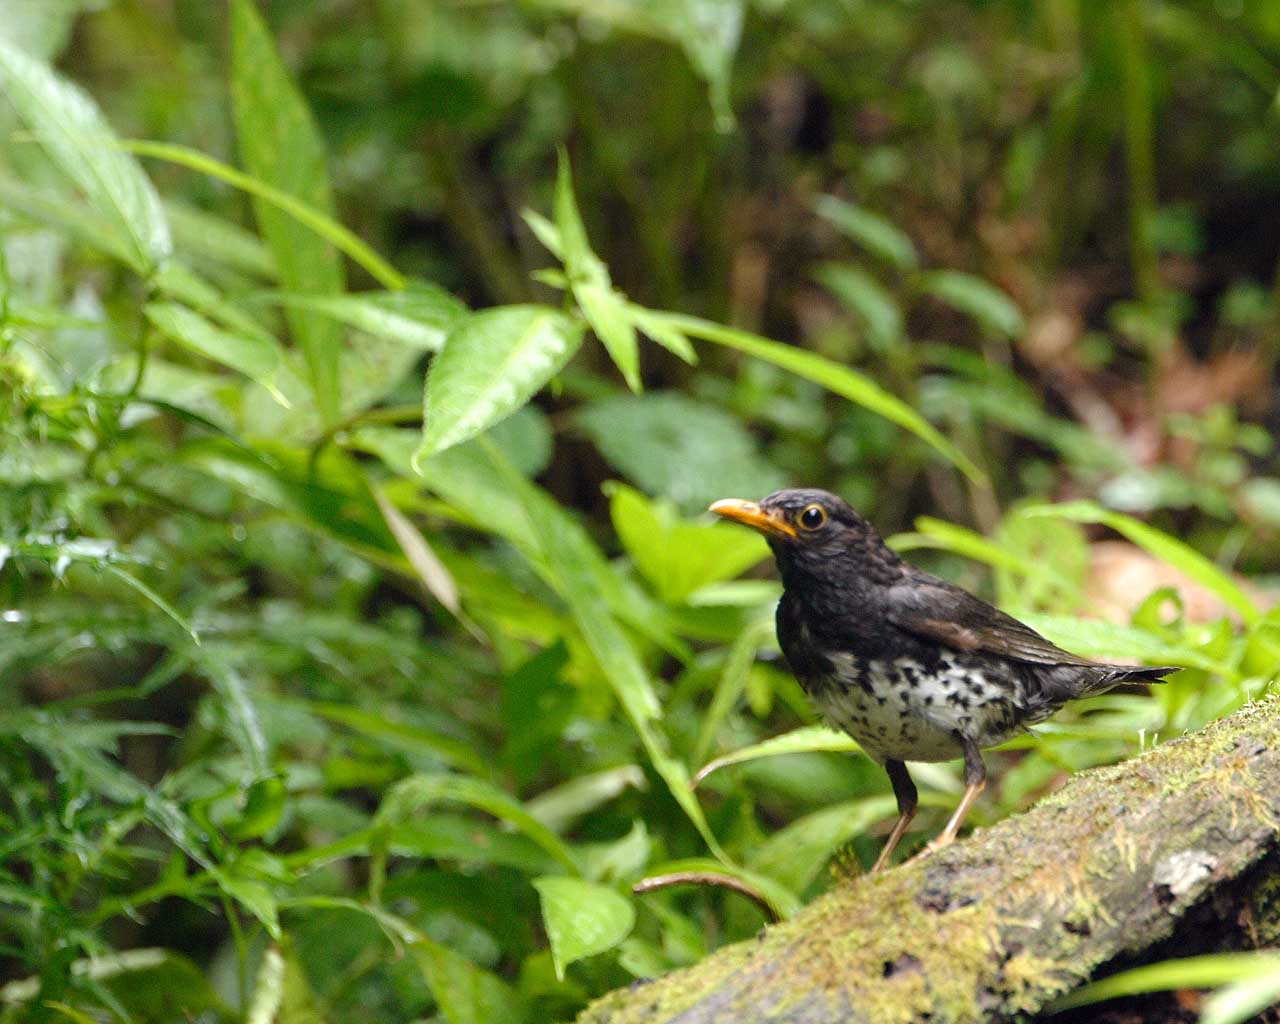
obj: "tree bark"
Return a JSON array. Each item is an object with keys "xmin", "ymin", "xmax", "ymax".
[{"xmin": 578, "ymin": 696, "xmax": 1280, "ymax": 1024}]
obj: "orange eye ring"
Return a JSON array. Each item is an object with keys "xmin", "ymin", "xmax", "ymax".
[{"xmin": 798, "ymin": 504, "xmax": 827, "ymax": 530}]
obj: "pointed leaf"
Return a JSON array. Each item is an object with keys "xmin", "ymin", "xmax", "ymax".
[
  {"xmin": 813, "ymin": 195, "xmax": 917, "ymax": 271},
  {"xmin": 920, "ymin": 270, "xmax": 1025, "ymax": 339},
  {"xmin": 144, "ymin": 301, "xmax": 284, "ymax": 393},
  {"xmin": 658, "ymin": 312, "xmax": 986, "ymax": 483},
  {"xmin": 410, "ymin": 936, "xmax": 525, "ymax": 1024},
  {"xmin": 534, "ymin": 877, "xmax": 635, "ymax": 980},
  {"xmin": 257, "ymin": 284, "xmax": 467, "ymax": 351},
  {"xmin": 578, "ymin": 281, "xmax": 641, "ymax": 390},
  {"xmin": 416, "ymin": 305, "xmax": 583, "ymax": 462},
  {"xmin": 230, "ymin": 0, "xmax": 344, "ymax": 424},
  {"xmin": 0, "ymin": 37, "xmax": 170, "ymax": 272}
]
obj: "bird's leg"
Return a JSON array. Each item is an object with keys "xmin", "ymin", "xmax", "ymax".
[
  {"xmin": 915, "ymin": 736, "xmax": 986, "ymax": 860},
  {"xmin": 871, "ymin": 759, "xmax": 917, "ymax": 873}
]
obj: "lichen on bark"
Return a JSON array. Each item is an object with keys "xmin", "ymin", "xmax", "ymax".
[{"xmin": 578, "ymin": 695, "xmax": 1280, "ymax": 1024}]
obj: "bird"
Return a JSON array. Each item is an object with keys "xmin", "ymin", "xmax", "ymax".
[{"xmin": 710, "ymin": 488, "xmax": 1176, "ymax": 872}]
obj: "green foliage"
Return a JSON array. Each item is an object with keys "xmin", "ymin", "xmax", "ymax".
[{"xmin": 2, "ymin": 3, "xmax": 1278, "ymax": 1021}]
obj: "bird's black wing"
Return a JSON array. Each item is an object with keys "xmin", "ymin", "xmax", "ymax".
[{"xmin": 884, "ymin": 570, "xmax": 1101, "ymax": 668}]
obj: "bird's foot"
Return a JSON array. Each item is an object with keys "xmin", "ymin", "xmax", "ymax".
[{"xmin": 906, "ymin": 834, "xmax": 955, "ymax": 865}]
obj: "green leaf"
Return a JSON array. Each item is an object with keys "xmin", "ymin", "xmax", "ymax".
[
  {"xmin": 1018, "ymin": 614, "xmax": 1223, "ymax": 674},
  {"xmin": 0, "ymin": 37, "xmax": 170, "ymax": 272},
  {"xmin": 1201, "ymin": 965, "xmax": 1280, "ymax": 1024},
  {"xmin": 628, "ymin": 304, "xmax": 697, "ymax": 364},
  {"xmin": 578, "ymin": 280, "xmax": 642, "ymax": 390},
  {"xmin": 607, "ymin": 482, "xmax": 769, "ymax": 603},
  {"xmin": 254, "ymin": 284, "xmax": 467, "ymax": 352},
  {"xmin": 813, "ymin": 195, "xmax": 917, "ymax": 271},
  {"xmin": 533, "ymin": 877, "xmax": 636, "ymax": 979},
  {"xmin": 0, "ymin": 175, "xmax": 138, "ymax": 267},
  {"xmin": 579, "ymin": 392, "xmax": 787, "ymax": 514},
  {"xmin": 813, "ymin": 263, "xmax": 904, "ymax": 351},
  {"xmin": 694, "ymin": 615, "xmax": 774, "ymax": 764},
  {"xmin": 1051, "ymin": 952, "xmax": 1280, "ymax": 1013},
  {"xmin": 1023, "ymin": 501, "xmax": 1260, "ymax": 625},
  {"xmin": 482, "ymin": 444, "xmax": 726, "ymax": 859},
  {"xmin": 376, "ymin": 773, "xmax": 579, "ymax": 874},
  {"xmin": 416, "ymin": 305, "xmax": 584, "ymax": 462},
  {"xmin": 410, "ymin": 935, "xmax": 526, "ymax": 1024},
  {"xmin": 303, "ymin": 700, "xmax": 485, "ymax": 776},
  {"xmin": 919, "ymin": 270, "xmax": 1025, "ymax": 338},
  {"xmin": 525, "ymin": 765, "xmax": 646, "ymax": 834},
  {"xmin": 164, "ymin": 199, "xmax": 277, "ymax": 280},
  {"xmin": 553, "ymin": 149, "xmax": 608, "ymax": 289},
  {"xmin": 230, "ymin": 0, "xmax": 344, "ymax": 424},
  {"xmin": 748, "ymin": 796, "xmax": 898, "ymax": 892},
  {"xmin": 657, "ymin": 312, "xmax": 986, "ymax": 484},
  {"xmin": 144, "ymin": 301, "xmax": 284, "ymax": 396},
  {"xmin": 0, "ymin": 0, "xmax": 88, "ymax": 61},
  {"xmin": 127, "ymin": 140, "xmax": 403, "ymax": 290},
  {"xmin": 694, "ymin": 725, "xmax": 861, "ymax": 785},
  {"xmin": 553, "ymin": 152, "xmax": 640, "ymax": 388}
]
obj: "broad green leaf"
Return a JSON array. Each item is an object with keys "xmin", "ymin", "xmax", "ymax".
[
  {"xmin": 748, "ymin": 795, "xmax": 898, "ymax": 892},
  {"xmin": 410, "ymin": 935, "xmax": 526, "ymax": 1024},
  {"xmin": 579, "ymin": 392, "xmax": 787, "ymax": 514},
  {"xmin": 1051, "ymin": 952, "xmax": 1280, "ymax": 1013},
  {"xmin": 533, "ymin": 877, "xmax": 635, "ymax": 979},
  {"xmin": 255, "ymin": 284, "xmax": 467, "ymax": 352},
  {"xmin": 1024, "ymin": 501, "xmax": 1259, "ymax": 625},
  {"xmin": 813, "ymin": 195, "xmax": 917, "ymax": 271},
  {"xmin": 144, "ymin": 301, "xmax": 284, "ymax": 396},
  {"xmin": 230, "ymin": 0, "xmax": 344, "ymax": 425},
  {"xmin": 0, "ymin": 37, "xmax": 170, "ymax": 272},
  {"xmin": 695, "ymin": 725, "xmax": 861, "ymax": 785},
  {"xmin": 814, "ymin": 263, "xmax": 904, "ymax": 351},
  {"xmin": 607, "ymin": 482, "xmax": 769, "ymax": 603},
  {"xmin": 376, "ymin": 773, "xmax": 579, "ymax": 874},
  {"xmin": 657, "ymin": 312, "xmax": 986, "ymax": 483},
  {"xmin": 416, "ymin": 305, "xmax": 583, "ymax": 461},
  {"xmin": 0, "ymin": 175, "xmax": 137, "ymax": 266},
  {"xmin": 919, "ymin": 270, "xmax": 1025, "ymax": 338}
]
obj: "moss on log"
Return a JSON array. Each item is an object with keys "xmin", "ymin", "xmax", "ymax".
[{"xmin": 579, "ymin": 696, "xmax": 1280, "ymax": 1024}]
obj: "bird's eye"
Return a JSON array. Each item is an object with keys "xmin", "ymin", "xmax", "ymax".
[{"xmin": 798, "ymin": 504, "xmax": 827, "ymax": 530}]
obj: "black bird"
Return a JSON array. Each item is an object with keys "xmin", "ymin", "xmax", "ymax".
[{"xmin": 710, "ymin": 488, "xmax": 1176, "ymax": 871}]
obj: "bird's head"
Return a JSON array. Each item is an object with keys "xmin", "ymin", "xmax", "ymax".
[{"xmin": 709, "ymin": 488, "xmax": 902, "ymax": 588}]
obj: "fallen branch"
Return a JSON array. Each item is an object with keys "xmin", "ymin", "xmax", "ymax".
[{"xmin": 579, "ymin": 696, "xmax": 1280, "ymax": 1024}]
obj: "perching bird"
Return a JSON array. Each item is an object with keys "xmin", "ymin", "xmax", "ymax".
[{"xmin": 710, "ymin": 488, "xmax": 1175, "ymax": 872}]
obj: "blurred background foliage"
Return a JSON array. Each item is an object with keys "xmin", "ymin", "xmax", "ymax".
[{"xmin": 2, "ymin": 0, "xmax": 1280, "ymax": 1020}]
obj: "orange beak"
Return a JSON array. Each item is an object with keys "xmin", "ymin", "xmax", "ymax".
[{"xmin": 708, "ymin": 498, "xmax": 797, "ymax": 539}]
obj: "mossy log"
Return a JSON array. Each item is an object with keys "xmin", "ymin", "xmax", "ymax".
[{"xmin": 579, "ymin": 696, "xmax": 1280, "ymax": 1024}]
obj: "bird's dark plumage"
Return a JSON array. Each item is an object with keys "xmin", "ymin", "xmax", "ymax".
[{"xmin": 710, "ymin": 487, "xmax": 1176, "ymax": 869}]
